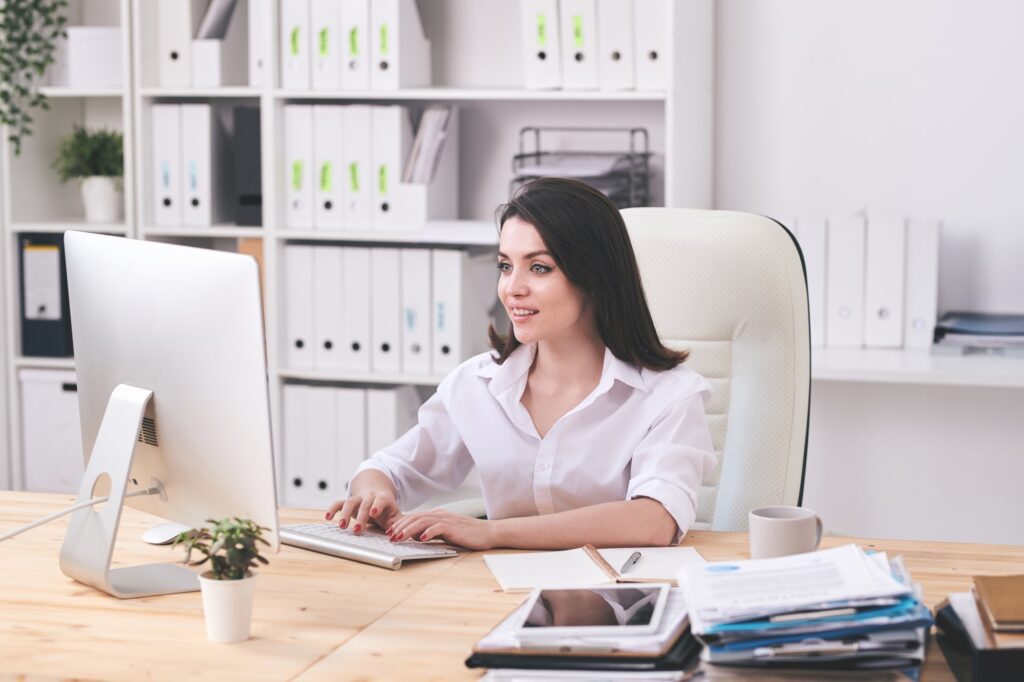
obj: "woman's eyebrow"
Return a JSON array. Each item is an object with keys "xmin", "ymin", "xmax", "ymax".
[{"xmin": 497, "ymin": 250, "xmax": 552, "ymax": 259}]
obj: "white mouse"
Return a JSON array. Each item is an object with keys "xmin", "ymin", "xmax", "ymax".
[{"xmin": 141, "ymin": 522, "xmax": 193, "ymax": 545}]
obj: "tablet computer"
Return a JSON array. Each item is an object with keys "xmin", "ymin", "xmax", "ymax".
[{"xmin": 512, "ymin": 584, "xmax": 672, "ymax": 639}]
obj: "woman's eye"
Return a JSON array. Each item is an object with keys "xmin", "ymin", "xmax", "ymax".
[
  {"xmin": 531, "ymin": 264, "xmax": 552, "ymax": 273},
  {"xmin": 497, "ymin": 262, "xmax": 512, "ymax": 273}
]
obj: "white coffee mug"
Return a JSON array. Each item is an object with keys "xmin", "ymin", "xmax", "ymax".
[{"xmin": 748, "ymin": 506, "xmax": 823, "ymax": 559}]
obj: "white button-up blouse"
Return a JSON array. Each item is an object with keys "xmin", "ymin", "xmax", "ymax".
[{"xmin": 353, "ymin": 342, "xmax": 716, "ymax": 536}]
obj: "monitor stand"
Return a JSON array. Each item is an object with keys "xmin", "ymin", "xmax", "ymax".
[{"xmin": 58, "ymin": 384, "xmax": 199, "ymax": 599}]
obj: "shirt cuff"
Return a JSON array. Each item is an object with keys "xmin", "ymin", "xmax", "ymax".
[{"xmin": 628, "ymin": 479, "xmax": 698, "ymax": 544}]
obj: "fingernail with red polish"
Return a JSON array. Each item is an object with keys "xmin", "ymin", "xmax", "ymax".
[
  {"xmin": 324, "ymin": 512, "xmax": 330, "ymax": 520},
  {"xmin": 419, "ymin": 533, "xmax": 428, "ymax": 541},
  {"xmin": 340, "ymin": 519, "xmax": 348, "ymax": 529},
  {"xmin": 370, "ymin": 507, "xmax": 378, "ymax": 516},
  {"xmin": 353, "ymin": 524, "xmax": 361, "ymax": 533}
]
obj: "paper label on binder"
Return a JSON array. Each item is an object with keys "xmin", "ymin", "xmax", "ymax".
[
  {"xmin": 320, "ymin": 162, "xmax": 332, "ymax": 192},
  {"xmin": 573, "ymin": 14, "xmax": 584, "ymax": 48},
  {"xmin": 292, "ymin": 161, "xmax": 304, "ymax": 190},
  {"xmin": 348, "ymin": 27, "xmax": 359, "ymax": 56},
  {"xmin": 290, "ymin": 27, "xmax": 300, "ymax": 56},
  {"xmin": 378, "ymin": 164, "xmax": 388, "ymax": 194},
  {"xmin": 380, "ymin": 25, "xmax": 389, "ymax": 54},
  {"xmin": 319, "ymin": 28, "xmax": 329, "ymax": 57},
  {"xmin": 349, "ymin": 162, "xmax": 360, "ymax": 192},
  {"xmin": 537, "ymin": 13, "xmax": 548, "ymax": 47},
  {"xmin": 24, "ymin": 246, "xmax": 61, "ymax": 320}
]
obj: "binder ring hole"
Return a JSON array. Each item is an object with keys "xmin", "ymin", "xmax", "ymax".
[
  {"xmin": 324, "ymin": 340, "xmax": 333, "ymax": 350},
  {"xmin": 574, "ymin": 52, "xmax": 584, "ymax": 62},
  {"xmin": 349, "ymin": 60, "xmax": 358, "ymax": 70},
  {"xmin": 293, "ymin": 477, "xmax": 303, "ymax": 487},
  {"xmin": 379, "ymin": 60, "xmax": 389, "ymax": 71},
  {"xmin": 411, "ymin": 343, "xmax": 421, "ymax": 353},
  {"xmin": 877, "ymin": 308, "xmax": 890, "ymax": 320},
  {"xmin": 537, "ymin": 51, "xmax": 547, "ymax": 60},
  {"xmin": 295, "ymin": 339, "xmax": 305, "ymax": 349},
  {"xmin": 351, "ymin": 342, "xmax": 361, "ymax": 351},
  {"xmin": 170, "ymin": 50, "xmax": 179, "ymax": 61},
  {"xmin": 441, "ymin": 344, "xmax": 451, "ymax": 355},
  {"xmin": 381, "ymin": 202, "xmax": 390, "ymax": 212},
  {"xmin": 381, "ymin": 342, "xmax": 391, "ymax": 352},
  {"xmin": 191, "ymin": 198, "xmax": 199, "ymax": 207},
  {"xmin": 324, "ymin": 200, "xmax": 333, "ymax": 210},
  {"xmin": 162, "ymin": 198, "xmax": 171, "ymax": 207},
  {"xmin": 611, "ymin": 51, "xmax": 621, "ymax": 61},
  {"xmin": 317, "ymin": 480, "xmax": 328, "ymax": 491},
  {"xmin": 648, "ymin": 50, "xmax": 659, "ymax": 61}
]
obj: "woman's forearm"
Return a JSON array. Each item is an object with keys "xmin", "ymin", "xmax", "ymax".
[
  {"xmin": 488, "ymin": 498, "xmax": 679, "ymax": 550},
  {"xmin": 348, "ymin": 469, "xmax": 398, "ymax": 499}
]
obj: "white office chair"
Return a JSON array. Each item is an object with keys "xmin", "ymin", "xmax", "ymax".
[{"xmin": 621, "ymin": 208, "xmax": 811, "ymax": 532}]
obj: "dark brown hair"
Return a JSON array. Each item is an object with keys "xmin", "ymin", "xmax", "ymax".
[{"xmin": 488, "ymin": 177, "xmax": 688, "ymax": 370}]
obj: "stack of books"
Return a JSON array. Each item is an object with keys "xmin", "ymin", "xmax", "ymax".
[
  {"xmin": 933, "ymin": 311, "xmax": 1024, "ymax": 356},
  {"xmin": 936, "ymin": 574, "xmax": 1024, "ymax": 681},
  {"xmin": 677, "ymin": 545, "xmax": 932, "ymax": 675}
]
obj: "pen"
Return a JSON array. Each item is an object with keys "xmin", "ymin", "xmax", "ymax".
[{"xmin": 619, "ymin": 551, "xmax": 642, "ymax": 574}]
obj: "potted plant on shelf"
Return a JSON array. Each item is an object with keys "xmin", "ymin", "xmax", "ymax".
[
  {"xmin": 174, "ymin": 517, "xmax": 271, "ymax": 643},
  {"xmin": 52, "ymin": 125, "xmax": 123, "ymax": 223}
]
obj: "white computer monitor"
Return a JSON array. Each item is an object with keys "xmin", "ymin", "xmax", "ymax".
[{"xmin": 60, "ymin": 232, "xmax": 279, "ymax": 598}]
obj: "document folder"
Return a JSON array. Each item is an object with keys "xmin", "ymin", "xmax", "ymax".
[
  {"xmin": 369, "ymin": 0, "xmax": 431, "ymax": 90},
  {"xmin": 904, "ymin": 220, "xmax": 940, "ymax": 349},
  {"xmin": 335, "ymin": 387, "xmax": 368, "ymax": 489},
  {"xmin": 150, "ymin": 104, "xmax": 182, "ymax": 226},
  {"xmin": 248, "ymin": 0, "xmax": 270, "ymax": 86},
  {"xmin": 864, "ymin": 216, "xmax": 907, "ymax": 348},
  {"xmin": 431, "ymin": 249, "xmax": 498, "ymax": 374},
  {"xmin": 232, "ymin": 106, "xmax": 262, "ymax": 226},
  {"xmin": 313, "ymin": 246, "xmax": 345, "ymax": 370},
  {"xmin": 313, "ymin": 105, "xmax": 346, "ymax": 230},
  {"xmin": 280, "ymin": 0, "xmax": 312, "ymax": 89},
  {"xmin": 285, "ymin": 105, "xmax": 315, "ymax": 229},
  {"xmin": 519, "ymin": 0, "xmax": 563, "ymax": 89},
  {"xmin": 826, "ymin": 214, "xmax": 866, "ymax": 348},
  {"xmin": 370, "ymin": 248, "xmax": 403, "ymax": 372},
  {"xmin": 341, "ymin": 0, "xmax": 371, "ymax": 89},
  {"xmin": 20, "ymin": 234, "xmax": 73, "ymax": 357},
  {"xmin": 559, "ymin": 0, "xmax": 600, "ymax": 90},
  {"xmin": 370, "ymin": 105, "xmax": 414, "ymax": 230},
  {"xmin": 401, "ymin": 248, "xmax": 432, "ymax": 374},
  {"xmin": 156, "ymin": 0, "xmax": 205, "ymax": 86},
  {"xmin": 284, "ymin": 245, "xmax": 315, "ymax": 369},
  {"xmin": 632, "ymin": 0, "xmax": 668, "ymax": 90},
  {"xmin": 311, "ymin": 0, "xmax": 343, "ymax": 90},
  {"xmin": 181, "ymin": 104, "xmax": 229, "ymax": 226},
  {"xmin": 342, "ymin": 105, "xmax": 373, "ymax": 229},
  {"xmin": 340, "ymin": 247, "xmax": 372, "ymax": 371},
  {"xmin": 596, "ymin": 0, "xmax": 636, "ymax": 90}
]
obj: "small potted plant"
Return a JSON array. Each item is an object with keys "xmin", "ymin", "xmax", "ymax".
[
  {"xmin": 174, "ymin": 517, "xmax": 271, "ymax": 643},
  {"xmin": 52, "ymin": 125, "xmax": 123, "ymax": 223}
]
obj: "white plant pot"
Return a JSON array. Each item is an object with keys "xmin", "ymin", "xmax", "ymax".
[
  {"xmin": 198, "ymin": 572, "xmax": 258, "ymax": 643},
  {"xmin": 80, "ymin": 176, "xmax": 122, "ymax": 224}
]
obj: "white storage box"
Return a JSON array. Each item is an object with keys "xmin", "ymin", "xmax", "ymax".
[
  {"xmin": 19, "ymin": 369, "xmax": 84, "ymax": 494},
  {"xmin": 49, "ymin": 27, "xmax": 123, "ymax": 88}
]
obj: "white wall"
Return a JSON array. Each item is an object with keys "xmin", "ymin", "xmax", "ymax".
[{"xmin": 715, "ymin": 0, "xmax": 1024, "ymax": 314}]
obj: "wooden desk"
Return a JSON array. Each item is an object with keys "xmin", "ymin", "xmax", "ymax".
[{"xmin": 2, "ymin": 492, "xmax": 1022, "ymax": 680}]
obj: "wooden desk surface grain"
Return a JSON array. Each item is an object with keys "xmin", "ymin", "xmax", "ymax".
[{"xmin": 2, "ymin": 492, "xmax": 1022, "ymax": 681}]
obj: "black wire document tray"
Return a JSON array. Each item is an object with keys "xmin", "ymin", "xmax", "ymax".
[{"xmin": 511, "ymin": 126, "xmax": 651, "ymax": 208}]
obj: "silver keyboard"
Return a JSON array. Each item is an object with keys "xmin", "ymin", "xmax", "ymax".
[{"xmin": 280, "ymin": 523, "xmax": 460, "ymax": 570}]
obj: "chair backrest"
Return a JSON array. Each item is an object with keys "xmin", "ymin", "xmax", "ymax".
[{"xmin": 621, "ymin": 208, "xmax": 811, "ymax": 531}]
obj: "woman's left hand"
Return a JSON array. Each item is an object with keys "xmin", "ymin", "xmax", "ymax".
[{"xmin": 387, "ymin": 509, "xmax": 496, "ymax": 550}]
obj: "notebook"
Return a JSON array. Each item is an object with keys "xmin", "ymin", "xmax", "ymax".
[
  {"xmin": 974, "ymin": 575, "xmax": 1024, "ymax": 633},
  {"xmin": 483, "ymin": 545, "xmax": 705, "ymax": 593}
]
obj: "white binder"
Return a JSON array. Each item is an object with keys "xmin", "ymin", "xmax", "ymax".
[
  {"xmin": 864, "ymin": 216, "xmax": 907, "ymax": 348},
  {"xmin": 559, "ymin": 0, "xmax": 599, "ymax": 90},
  {"xmin": 19, "ymin": 369, "xmax": 83, "ymax": 494},
  {"xmin": 311, "ymin": 0, "xmax": 342, "ymax": 89},
  {"xmin": 366, "ymin": 386, "xmax": 420, "ymax": 455},
  {"xmin": 342, "ymin": 105, "xmax": 373, "ymax": 229},
  {"xmin": 370, "ymin": 248, "xmax": 403, "ymax": 373},
  {"xmin": 401, "ymin": 248, "xmax": 432, "ymax": 375},
  {"xmin": 632, "ymin": 0, "xmax": 668, "ymax": 90},
  {"xmin": 313, "ymin": 246, "xmax": 345, "ymax": 369},
  {"xmin": 341, "ymin": 0, "xmax": 371, "ymax": 89},
  {"xmin": 181, "ymin": 104, "xmax": 228, "ymax": 226},
  {"xmin": 904, "ymin": 220, "xmax": 941, "ymax": 350},
  {"xmin": 370, "ymin": 105, "xmax": 413, "ymax": 230},
  {"xmin": 826, "ymin": 215, "xmax": 867, "ymax": 348},
  {"xmin": 313, "ymin": 105, "xmax": 346, "ymax": 230},
  {"xmin": 285, "ymin": 105, "xmax": 315, "ymax": 229},
  {"xmin": 280, "ymin": 0, "xmax": 312, "ymax": 89},
  {"xmin": 282, "ymin": 383, "xmax": 311, "ymax": 508},
  {"xmin": 305, "ymin": 385, "xmax": 341, "ymax": 509},
  {"xmin": 156, "ymin": 0, "xmax": 205, "ymax": 86},
  {"xmin": 369, "ymin": 0, "xmax": 432, "ymax": 90},
  {"xmin": 596, "ymin": 0, "xmax": 635, "ymax": 90},
  {"xmin": 341, "ymin": 247, "xmax": 372, "ymax": 371},
  {"xmin": 795, "ymin": 217, "xmax": 827, "ymax": 348},
  {"xmin": 431, "ymin": 249, "xmax": 498, "ymax": 374},
  {"xmin": 150, "ymin": 104, "xmax": 182, "ymax": 226},
  {"xmin": 335, "ymin": 387, "xmax": 369, "ymax": 489},
  {"xmin": 519, "ymin": 0, "xmax": 563, "ymax": 90},
  {"xmin": 248, "ymin": 0, "xmax": 270, "ymax": 87},
  {"xmin": 284, "ymin": 245, "xmax": 316, "ymax": 369}
]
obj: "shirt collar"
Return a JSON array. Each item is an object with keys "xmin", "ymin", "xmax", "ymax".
[{"xmin": 474, "ymin": 343, "xmax": 648, "ymax": 395}]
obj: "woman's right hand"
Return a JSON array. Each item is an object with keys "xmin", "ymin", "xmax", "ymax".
[{"xmin": 325, "ymin": 470, "xmax": 401, "ymax": 534}]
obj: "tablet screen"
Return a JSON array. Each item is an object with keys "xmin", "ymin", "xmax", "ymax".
[{"xmin": 521, "ymin": 586, "xmax": 663, "ymax": 629}]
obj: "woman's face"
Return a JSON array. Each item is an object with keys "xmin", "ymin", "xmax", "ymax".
[{"xmin": 497, "ymin": 216, "xmax": 593, "ymax": 346}]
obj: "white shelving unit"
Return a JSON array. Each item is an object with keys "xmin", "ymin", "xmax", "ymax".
[
  {"xmin": 0, "ymin": 0, "xmax": 717, "ymax": 494},
  {"xmin": 811, "ymin": 347, "xmax": 1024, "ymax": 389}
]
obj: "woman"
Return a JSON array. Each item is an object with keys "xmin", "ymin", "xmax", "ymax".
[{"xmin": 326, "ymin": 178, "xmax": 715, "ymax": 550}]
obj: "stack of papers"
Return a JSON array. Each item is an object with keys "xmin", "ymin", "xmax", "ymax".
[
  {"xmin": 677, "ymin": 545, "xmax": 932, "ymax": 673},
  {"xmin": 934, "ymin": 311, "xmax": 1024, "ymax": 356}
]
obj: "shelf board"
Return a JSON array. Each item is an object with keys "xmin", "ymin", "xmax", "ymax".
[
  {"xmin": 15, "ymin": 357, "xmax": 75, "ymax": 370},
  {"xmin": 811, "ymin": 347, "xmax": 1024, "ymax": 389},
  {"xmin": 277, "ymin": 220, "xmax": 497, "ymax": 246},
  {"xmin": 278, "ymin": 368, "xmax": 443, "ymax": 386},
  {"xmin": 139, "ymin": 87, "xmax": 262, "ymax": 98},
  {"xmin": 141, "ymin": 225, "xmax": 265, "ymax": 239},
  {"xmin": 39, "ymin": 86, "xmax": 124, "ymax": 98},
  {"xmin": 274, "ymin": 87, "xmax": 667, "ymax": 102},
  {"xmin": 9, "ymin": 222, "xmax": 127, "ymax": 235}
]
